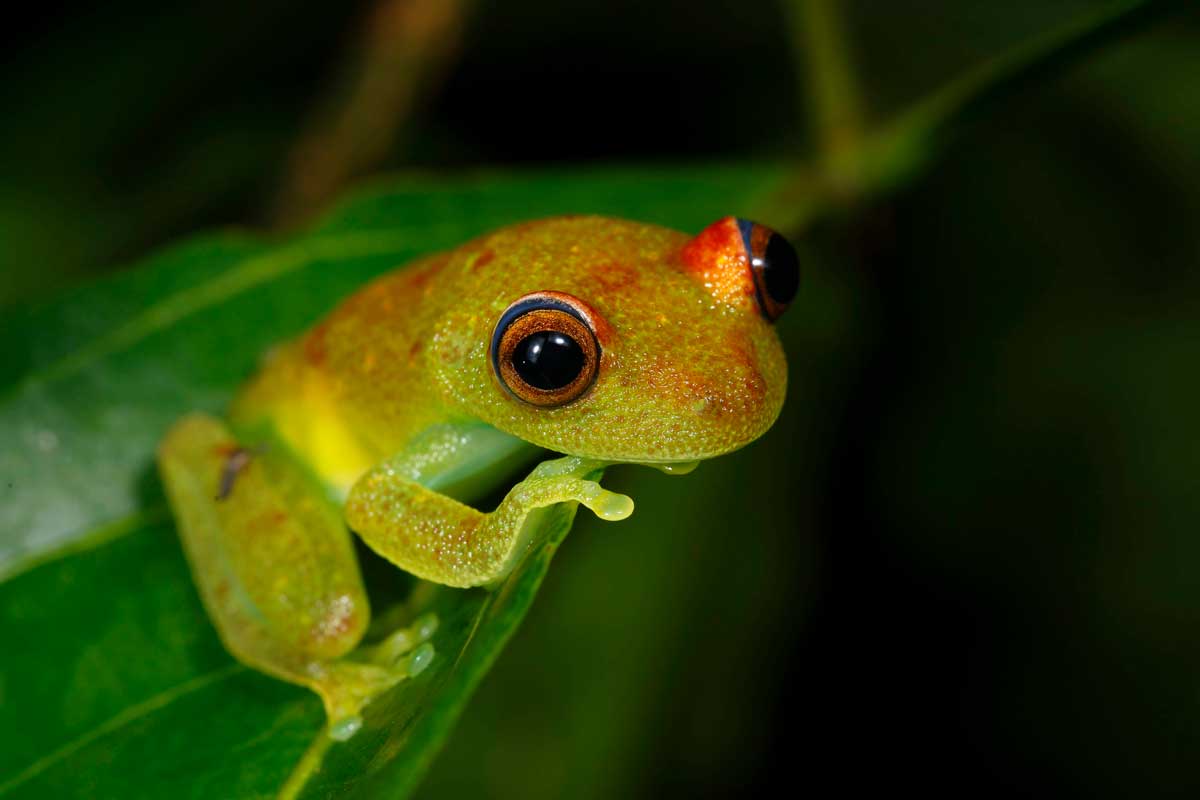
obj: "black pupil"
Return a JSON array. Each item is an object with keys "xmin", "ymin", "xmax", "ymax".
[
  {"xmin": 512, "ymin": 330, "xmax": 585, "ymax": 390},
  {"xmin": 761, "ymin": 233, "xmax": 800, "ymax": 306}
]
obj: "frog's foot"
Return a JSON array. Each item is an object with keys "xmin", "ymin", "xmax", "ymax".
[
  {"xmin": 310, "ymin": 612, "xmax": 439, "ymax": 741},
  {"xmin": 519, "ymin": 455, "xmax": 635, "ymax": 521}
]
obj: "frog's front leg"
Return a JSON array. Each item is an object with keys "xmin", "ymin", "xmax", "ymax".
[
  {"xmin": 157, "ymin": 414, "xmax": 434, "ymax": 737},
  {"xmin": 346, "ymin": 454, "xmax": 635, "ymax": 588}
]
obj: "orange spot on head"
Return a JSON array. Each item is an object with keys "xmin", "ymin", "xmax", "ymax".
[
  {"xmin": 409, "ymin": 271, "xmax": 431, "ymax": 292},
  {"xmin": 680, "ymin": 217, "xmax": 756, "ymax": 313},
  {"xmin": 304, "ymin": 321, "xmax": 330, "ymax": 365},
  {"xmin": 591, "ymin": 262, "xmax": 640, "ymax": 295},
  {"xmin": 470, "ymin": 248, "xmax": 495, "ymax": 272}
]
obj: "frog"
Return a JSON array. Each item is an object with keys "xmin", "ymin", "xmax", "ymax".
[{"xmin": 156, "ymin": 214, "xmax": 799, "ymax": 738}]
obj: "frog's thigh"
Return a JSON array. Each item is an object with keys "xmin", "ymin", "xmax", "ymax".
[{"xmin": 157, "ymin": 414, "xmax": 371, "ymax": 697}]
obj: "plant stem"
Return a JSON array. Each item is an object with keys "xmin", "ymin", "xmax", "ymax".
[
  {"xmin": 766, "ymin": 0, "xmax": 1186, "ymax": 233},
  {"xmin": 791, "ymin": 0, "xmax": 865, "ymax": 178},
  {"xmin": 865, "ymin": 0, "xmax": 1188, "ymax": 194},
  {"xmin": 271, "ymin": 0, "xmax": 470, "ymax": 229}
]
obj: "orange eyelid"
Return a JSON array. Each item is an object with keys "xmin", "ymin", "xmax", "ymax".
[{"xmin": 679, "ymin": 217, "xmax": 757, "ymax": 315}]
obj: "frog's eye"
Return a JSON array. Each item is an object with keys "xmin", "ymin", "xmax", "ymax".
[
  {"xmin": 491, "ymin": 292, "xmax": 601, "ymax": 407},
  {"xmin": 737, "ymin": 219, "xmax": 800, "ymax": 322}
]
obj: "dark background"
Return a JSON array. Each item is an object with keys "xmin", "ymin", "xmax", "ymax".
[{"xmin": 4, "ymin": 1, "xmax": 1199, "ymax": 797}]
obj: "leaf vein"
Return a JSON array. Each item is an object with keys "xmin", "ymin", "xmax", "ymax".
[{"xmin": 0, "ymin": 664, "xmax": 245, "ymax": 796}]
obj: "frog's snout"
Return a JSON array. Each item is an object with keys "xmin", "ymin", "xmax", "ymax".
[
  {"xmin": 680, "ymin": 216, "xmax": 800, "ymax": 322},
  {"xmin": 622, "ymin": 325, "xmax": 786, "ymax": 461}
]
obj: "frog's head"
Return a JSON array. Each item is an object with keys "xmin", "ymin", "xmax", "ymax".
[{"xmin": 430, "ymin": 215, "xmax": 798, "ymax": 464}]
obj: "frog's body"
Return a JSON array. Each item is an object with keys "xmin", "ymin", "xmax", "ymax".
[
  {"xmin": 157, "ymin": 215, "xmax": 798, "ymax": 736},
  {"xmin": 230, "ymin": 253, "xmax": 475, "ymax": 495}
]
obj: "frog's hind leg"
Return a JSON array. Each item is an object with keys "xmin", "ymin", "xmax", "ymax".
[{"xmin": 157, "ymin": 413, "xmax": 432, "ymax": 734}]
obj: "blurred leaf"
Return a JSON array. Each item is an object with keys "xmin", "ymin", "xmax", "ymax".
[
  {"xmin": 865, "ymin": 0, "xmax": 1184, "ymax": 194},
  {"xmin": 858, "ymin": 26, "xmax": 1200, "ymax": 789},
  {"xmin": 0, "ymin": 166, "xmax": 790, "ymax": 797}
]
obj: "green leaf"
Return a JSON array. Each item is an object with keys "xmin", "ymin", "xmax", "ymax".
[{"xmin": 0, "ymin": 166, "xmax": 789, "ymax": 798}]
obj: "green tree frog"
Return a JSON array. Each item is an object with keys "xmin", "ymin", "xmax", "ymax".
[{"xmin": 157, "ymin": 215, "xmax": 799, "ymax": 736}]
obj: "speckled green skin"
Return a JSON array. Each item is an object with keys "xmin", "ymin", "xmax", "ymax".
[
  {"xmin": 157, "ymin": 215, "xmax": 789, "ymax": 731},
  {"xmin": 233, "ymin": 216, "xmax": 786, "ymax": 482}
]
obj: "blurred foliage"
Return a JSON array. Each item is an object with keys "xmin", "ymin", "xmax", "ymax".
[{"xmin": 2, "ymin": 0, "xmax": 1199, "ymax": 798}]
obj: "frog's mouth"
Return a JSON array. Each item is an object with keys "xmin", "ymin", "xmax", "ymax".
[
  {"xmin": 634, "ymin": 460, "xmax": 700, "ymax": 476},
  {"xmin": 414, "ymin": 423, "xmax": 705, "ymax": 530}
]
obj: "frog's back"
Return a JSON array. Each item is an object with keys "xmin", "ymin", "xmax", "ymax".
[{"xmin": 230, "ymin": 253, "xmax": 453, "ymax": 492}]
